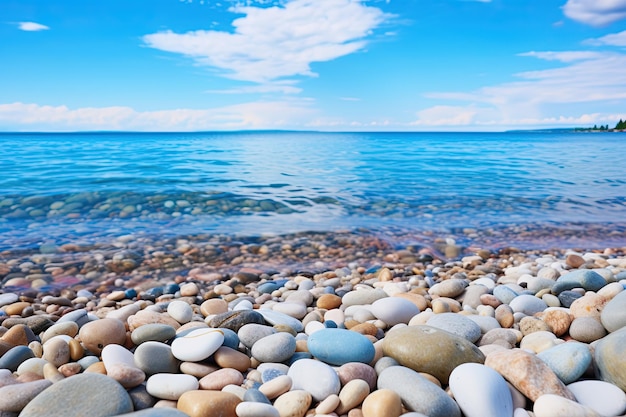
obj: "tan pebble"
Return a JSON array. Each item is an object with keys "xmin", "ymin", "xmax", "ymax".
[
  {"xmin": 569, "ymin": 293, "xmax": 608, "ymax": 320},
  {"xmin": 273, "ymin": 390, "xmax": 312, "ymax": 417},
  {"xmin": 566, "ymin": 254, "xmax": 585, "ymax": 268},
  {"xmin": 214, "ymin": 284, "xmax": 233, "ymax": 295},
  {"xmin": 316, "ymin": 294, "xmax": 342, "ymax": 310},
  {"xmin": 1, "ymin": 324, "xmax": 33, "ymax": 346},
  {"xmin": 4, "ymin": 301, "xmax": 31, "ymax": 316},
  {"xmin": 336, "ymin": 379, "xmax": 370, "ymax": 415},
  {"xmin": 41, "ymin": 321, "xmax": 79, "ymax": 344},
  {"xmin": 177, "ymin": 390, "xmax": 241, "ymax": 417},
  {"xmin": 78, "ymin": 318, "xmax": 127, "ymax": 355},
  {"xmin": 180, "ymin": 283, "xmax": 199, "ymax": 297},
  {"xmin": 350, "ymin": 323, "xmax": 379, "ymax": 337},
  {"xmin": 480, "ymin": 294, "xmax": 502, "ymax": 308},
  {"xmin": 431, "ymin": 298, "xmax": 451, "ymax": 314},
  {"xmin": 42, "ymin": 338, "xmax": 70, "ymax": 367},
  {"xmin": 84, "ymin": 361, "xmax": 107, "ymax": 374},
  {"xmin": 200, "ymin": 299, "xmax": 228, "ymax": 317},
  {"xmin": 520, "ymin": 331, "xmax": 558, "ymax": 353},
  {"xmin": 213, "ymin": 346, "xmax": 251, "ymax": 372},
  {"xmin": 28, "ymin": 341, "xmax": 43, "ymax": 358},
  {"xmin": 597, "ymin": 282, "xmax": 623, "ymax": 299},
  {"xmin": 295, "ymin": 339, "xmax": 309, "ymax": 352},
  {"xmin": 154, "ymin": 399, "xmax": 179, "ymax": 408},
  {"xmin": 315, "ymin": 394, "xmax": 340, "ymax": 414},
  {"xmin": 198, "ymin": 368, "xmax": 243, "ymax": 390},
  {"xmin": 361, "ymin": 389, "xmax": 402, "ymax": 417},
  {"xmin": 127, "ymin": 310, "xmax": 181, "ymax": 332},
  {"xmin": 16, "ymin": 371, "xmax": 43, "ymax": 383},
  {"xmin": 259, "ymin": 374, "xmax": 293, "ymax": 399},
  {"xmin": 58, "ymin": 362, "xmax": 82, "ymax": 377},
  {"xmin": 519, "ymin": 317, "xmax": 552, "ymax": 336},
  {"xmin": 540, "ymin": 309, "xmax": 572, "ymax": 336},
  {"xmin": 393, "ymin": 293, "xmax": 428, "ymax": 311},
  {"xmin": 348, "ymin": 410, "xmax": 364, "ymax": 417},
  {"xmin": 68, "ymin": 339, "xmax": 84, "ymax": 361},
  {"xmin": 180, "ymin": 361, "xmax": 219, "ymax": 378},
  {"xmin": 107, "ymin": 290, "xmax": 127, "ymax": 301},
  {"xmin": 377, "ymin": 267, "xmax": 393, "ymax": 282},
  {"xmin": 495, "ymin": 304, "xmax": 515, "ymax": 328},
  {"xmin": 42, "ymin": 362, "xmax": 65, "ymax": 383}
]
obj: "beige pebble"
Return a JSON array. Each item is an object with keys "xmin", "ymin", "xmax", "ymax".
[
  {"xmin": 41, "ymin": 321, "xmax": 79, "ymax": 344},
  {"xmin": 198, "ymin": 368, "xmax": 243, "ymax": 390},
  {"xmin": 127, "ymin": 310, "xmax": 181, "ymax": 332},
  {"xmin": 361, "ymin": 389, "xmax": 403, "ymax": 417},
  {"xmin": 273, "ymin": 390, "xmax": 312, "ymax": 417},
  {"xmin": 78, "ymin": 318, "xmax": 127, "ymax": 355},
  {"xmin": 177, "ymin": 390, "xmax": 241, "ymax": 417},
  {"xmin": 519, "ymin": 317, "xmax": 552, "ymax": 336},
  {"xmin": 42, "ymin": 362, "xmax": 64, "ymax": 383},
  {"xmin": 259, "ymin": 374, "xmax": 293, "ymax": 399},
  {"xmin": 180, "ymin": 283, "xmax": 199, "ymax": 296},
  {"xmin": 180, "ymin": 361, "xmax": 219, "ymax": 378},
  {"xmin": 569, "ymin": 293, "xmax": 607, "ymax": 320},
  {"xmin": 336, "ymin": 379, "xmax": 370, "ymax": 414},
  {"xmin": 315, "ymin": 394, "xmax": 340, "ymax": 414},
  {"xmin": 495, "ymin": 304, "xmax": 515, "ymax": 328},
  {"xmin": 213, "ymin": 346, "xmax": 251, "ymax": 372},
  {"xmin": 42, "ymin": 338, "xmax": 70, "ymax": 367},
  {"xmin": 200, "ymin": 299, "xmax": 228, "ymax": 316},
  {"xmin": 3, "ymin": 301, "xmax": 30, "ymax": 316},
  {"xmin": 68, "ymin": 339, "xmax": 84, "ymax": 361},
  {"xmin": 519, "ymin": 331, "xmax": 559, "ymax": 353},
  {"xmin": 316, "ymin": 294, "xmax": 343, "ymax": 310},
  {"xmin": 431, "ymin": 298, "xmax": 451, "ymax": 314},
  {"xmin": 106, "ymin": 363, "xmax": 146, "ymax": 388},
  {"xmin": 58, "ymin": 362, "xmax": 82, "ymax": 377}
]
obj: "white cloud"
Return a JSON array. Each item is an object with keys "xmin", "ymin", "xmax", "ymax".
[
  {"xmin": 585, "ymin": 29, "xmax": 626, "ymax": 46},
  {"xmin": 0, "ymin": 101, "xmax": 316, "ymax": 131},
  {"xmin": 206, "ymin": 81, "xmax": 302, "ymax": 94},
  {"xmin": 416, "ymin": 50, "xmax": 626, "ymax": 128},
  {"xmin": 563, "ymin": 0, "xmax": 626, "ymax": 26},
  {"xmin": 142, "ymin": 0, "xmax": 389, "ymax": 84},
  {"xmin": 17, "ymin": 22, "xmax": 49, "ymax": 31}
]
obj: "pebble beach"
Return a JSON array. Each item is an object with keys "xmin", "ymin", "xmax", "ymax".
[{"xmin": 1, "ymin": 229, "xmax": 626, "ymax": 417}]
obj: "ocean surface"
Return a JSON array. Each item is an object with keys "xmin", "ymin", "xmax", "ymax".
[{"xmin": 1, "ymin": 131, "xmax": 625, "ymax": 252}]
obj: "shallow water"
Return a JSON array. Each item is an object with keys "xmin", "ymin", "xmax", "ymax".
[{"xmin": 1, "ymin": 131, "xmax": 625, "ymax": 251}]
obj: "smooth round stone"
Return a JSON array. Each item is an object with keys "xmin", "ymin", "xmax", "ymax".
[
  {"xmin": 107, "ymin": 303, "xmax": 141, "ymax": 322},
  {"xmin": 146, "ymin": 373, "xmax": 199, "ymax": 400},
  {"xmin": 219, "ymin": 328, "xmax": 240, "ymax": 350},
  {"xmin": 243, "ymin": 387, "xmax": 272, "ymax": 404},
  {"xmin": 208, "ymin": 310, "xmax": 265, "ymax": 332},
  {"xmin": 131, "ymin": 323, "xmax": 177, "ymax": 345},
  {"xmin": 42, "ymin": 337, "xmax": 70, "ymax": 367},
  {"xmin": 484, "ymin": 349, "xmax": 575, "ymax": 402},
  {"xmin": 449, "ymin": 363, "xmax": 513, "ymax": 417},
  {"xmin": 540, "ymin": 309, "xmax": 572, "ymax": 336},
  {"xmin": 199, "ymin": 368, "xmax": 244, "ymax": 390},
  {"xmin": 0, "ymin": 345, "xmax": 35, "ymax": 372},
  {"xmin": 259, "ymin": 374, "xmax": 293, "ymax": 399},
  {"xmin": 552, "ymin": 269, "xmax": 607, "ymax": 295},
  {"xmin": 533, "ymin": 394, "xmax": 601, "ymax": 417},
  {"xmin": 601, "ymin": 289, "xmax": 626, "ymax": 332},
  {"xmin": 236, "ymin": 402, "xmax": 280, "ymax": 417},
  {"xmin": 307, "ymin": 328, "xmax": 375, "ymax": 366},
  {"xmin": 78, "ymin": 318, "xmax": 127, "ymax": 355},
  {"xmin": 0, "ymin": 293, "xmax": 19, "ymax": 307},
  {"xmin": 0, "ymin": 378, "xmax": 52, "ymax": 412},
  {"xmin": 238, "ymin": 324, "xmax": 277, "ymax": 349},
  {"xmin": 273, "ymin": 390, "xmax": 312, "ymax": 417},
  {"xmin": 304, "ymin": 320, "xmax": 325, "ymax": 335},
  {"xmin": 337, "ymin": 362, "xmax": 378, "ymax": 391},
  {"xmin": 56, "ymin": 308, "xmax": 91, "ymax": 327},
  {"xmin": 508, "ymin": 295, "xmax": 548, "ymax": 316},
  {"xmin": 527, "ymin": 277, "xmax": 556, "ymax": 294},
  {"xmin": 214, "ymin": 346, "xmax": 251, "ymax": 372},
  {"xmin": 493, "ymin": 286, "xmax": 519, "ymax": 304},
  {"xmin": 134, "ymin": 341, "xmax": 180, "ymax": 375},
  {"xmin": 200, "ymin": 299, "xmax": 228, "ymax": 316},
  {"xmin": 177, "ymin": 390, "xmax": 241, "ymax": 417},
  {"xmin": 251, "ymin": 332, "xmax": 296, "ymax": 363},
  {"xmin": 362, "ymin": 389, "xmax": 403, "ymax": 417},
  {"xmin": 16, "ymin": 357, "xmax": 47, "ymax": 377},
  {"xmin": 569, "ymin": 317, "xmax": 607, "ymax": 342},
  {"xmin": 519, "ymin": 331, "xmax": 558, "ymax": 353},
  {"xmin": 537, "ymin": 341, "xmax": 592, "ymax": 384},
  {"xmin": 171, "ymin": 328, "xmax": 224, "ymax": 362},
  {"xmin": 273, "ymin": 302, "xmax": 307, "ymax": 319},
  {"xmin": 378, "ymin": 366, "xmax": 461, "ymax": 417},
  {"xmin": 233, "ymin": 299, "xmax": 253, "ymax": 311},
  {"xmin": 466, "ymin": 315, "xmax": 501, "ymax": 333},
  {"xmin": 167, "ymin": 301, "xmax": 193, "ymax": 324},
  {"xmin": 594, "ymin": 326, "xmax": 626, "ymax": 391},
  {"xmin": 370, "ymin": 297, "xmax": 421, "ymax": 326},
  {"xmin": 257, "ymin": 310, "xmax": 304, "ymax": 333},
  {"xmin": 382, "ymin": 325, "xmax": 485, "ymax": 384},
  {"xmin": 41, "ymin": 321, "xmax": 79, "ymax": 344},
  {"xmin": 336, "ymin": 379, "xmax": 370, "ymax": 414},
  {"xmin": 317, "ymin": 294, "xmax": 342, "ymax": 310},
  {"xmin": 342, "ymin": 288, "xmax": 387, "ymax": 307},
  {"xmin": 568, "ymin": 380, "xmax": 626, "ymax": 417},
  {"xmin": 288, "ymin": 358, "xmax": 341, "ymax": 402},
  {"xmin": 426, "ymin": 313, "xmax": 482, "ymax": 343},
  {"xmin": 18, "ymin": 373, "xmax": 133, "ymax": 417}
]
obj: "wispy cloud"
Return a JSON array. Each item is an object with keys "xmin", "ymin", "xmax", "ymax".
[
  {"xmin": 17, "ymin": 21, "xmax": 49, "ymax": 31},
  {"xmin": 585, "ymin": 29, "xmax": 626, "ymax": 46},
  {"xmin": 143, "ymin": 0, "xmax": 389, "ymax": 85},
  {"xmin": 0, "ymin": 100, "xmax": 316, "ymax": 131},
  {"xmin": 414, "ymin": 49, "xmax": 626, "ymax": 128},
  {"xmin": 563, "ymin": 0, "xmax": 626, "ymax": 26},
  {"xmin": 206, "ymin": 81, "xmax": 302, "ymax": 94}
]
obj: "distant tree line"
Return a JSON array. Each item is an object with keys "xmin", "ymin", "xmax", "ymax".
[
  {"xmin": 616, "ymin": 119, "xmax": 626, "ymax": 130},
  {"xmin": 574, "ymin": 119, "xmax": 626, "ymax": 131}
]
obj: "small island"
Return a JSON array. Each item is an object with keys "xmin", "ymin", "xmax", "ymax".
[{"xmin": 574, "ymin": 119, "xmax": 626, "ymax": 132}]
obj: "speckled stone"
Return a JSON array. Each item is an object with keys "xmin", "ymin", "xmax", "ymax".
[
  {"xmin": 273, "ymin": 390, "xmax": 312, "ymax": 417},
  {"xmin": 208, "ymin": 310, "xmax": 265, "ymax": 332},
  {"xmin": 485, "ymin": 348, "xmax": 575, "ymax": 402},
  {"xmin": 382, "ymin": 325, "xmax": 485, "ymax": 384},
  {"xmin": 378, "ymin": 366, "xmax": 461, "ymax": 417},
  {"xmin": 18, "ymin": 373, "xmax": 133, "ymax": 417}
]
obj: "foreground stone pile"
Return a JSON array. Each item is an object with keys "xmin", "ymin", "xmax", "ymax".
[{"xmin": 1, "ymin": 238, "xmax": 626, "ymax": 417}]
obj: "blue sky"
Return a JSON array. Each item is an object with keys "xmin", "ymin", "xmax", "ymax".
[{"xmin": 1, "ymin": 0, "xmax": 626, "ymax": 131}]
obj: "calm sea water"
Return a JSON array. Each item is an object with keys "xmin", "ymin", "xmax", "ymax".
[{"xmin": 1, "ymin": 131, "xmax": 625, "ymax": 251}]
